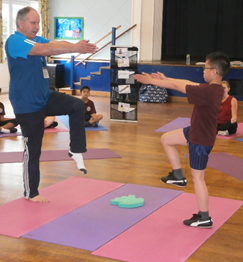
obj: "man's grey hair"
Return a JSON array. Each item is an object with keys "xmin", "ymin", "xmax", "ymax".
[{"xmin": 16, "ymin": 6, "xmax": 36, "ymax": 28}]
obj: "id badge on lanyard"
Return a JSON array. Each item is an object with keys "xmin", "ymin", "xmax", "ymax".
[
  {"xmin": 40, "ymin": 57, "xmax": 49, "ymax": 79},
  {"xmin": 42, "ymin": 67, "xmax": 49, "ymax": 79}
]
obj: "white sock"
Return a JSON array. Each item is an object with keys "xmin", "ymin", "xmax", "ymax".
[
  {"xmin": 0, "ymin": 128, "xmax": 10, "ymax": 133},
  {"xmin": 68, "ymin": 151, "xmax": 87, "ymax": 174}
]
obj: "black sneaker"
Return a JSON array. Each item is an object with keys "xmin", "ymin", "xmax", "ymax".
[
  {"xmin": 10, "ymin": 127, "xmax": 18, "ymax": 133},
  {"xmin": 161, "ymin": 172, "xmax": 187, "ymax": 187},
  {"xmin": 46, "ymin": 121, "xmax": 58, "ymax": 128},
  {"xmin": 183, "ymin": 214, "xmax": 213, "ymax": 228}
]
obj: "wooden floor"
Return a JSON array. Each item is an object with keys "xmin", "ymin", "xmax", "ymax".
[{"xmin": 0, "ymin": 93, "xmax": 243, "ymax": 262}]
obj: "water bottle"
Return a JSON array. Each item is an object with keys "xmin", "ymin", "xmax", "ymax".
[{"xmin": 186, "ymin": 54, "xmax": 190, "ymax": 65}]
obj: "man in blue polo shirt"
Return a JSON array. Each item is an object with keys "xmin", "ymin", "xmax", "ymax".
[{"xmin": 5, "ymin": 6, "xmax": 97, "ymax": 203}]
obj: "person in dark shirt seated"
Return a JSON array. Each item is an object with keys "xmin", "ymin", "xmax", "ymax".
[{"xmin": 80, "ymin": 86, "xmax": 103, "ymax": 127}]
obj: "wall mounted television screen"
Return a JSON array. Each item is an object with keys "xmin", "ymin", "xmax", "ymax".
[{"xmin": 54, "ymin": 17, "xmax": 84, "ymax": 40}]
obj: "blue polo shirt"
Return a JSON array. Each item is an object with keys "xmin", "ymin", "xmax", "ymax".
[{"xmin": 5, "ymin": 31, "xmax": 52, "ymax": 114}]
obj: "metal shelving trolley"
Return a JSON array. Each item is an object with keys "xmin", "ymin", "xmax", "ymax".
[{"xmin": 110, "ymin": 46, "xmax": 139, "ymax": 122}]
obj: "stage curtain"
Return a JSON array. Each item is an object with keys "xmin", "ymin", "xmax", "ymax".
[{"xmin": 161, "ymin": 0, "xmax": 243, "ymax": 61}]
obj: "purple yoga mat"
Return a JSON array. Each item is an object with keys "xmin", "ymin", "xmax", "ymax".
[
  {"xmin": 0, "ymin": 148, "xmax": 121, "ymax": 164},
  {"xmin": 208, "ymin": 153, "xmax": 243, "ymax": 181},
  {"xmin": 0, "ymin": 132, "xmax": 22, "ymax": 138},
  {"xmin": 155, "ymin": 117, "xmax": 191, "ymax": 132},
  {"xmin": 22, "ymin": 184, "xmax": 183, "ymax": 251}
]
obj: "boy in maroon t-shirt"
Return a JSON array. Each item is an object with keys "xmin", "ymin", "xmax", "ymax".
[
  {"xmin": 80, "ymin": 86, "xmax": 103, "ymax": 127},
  {"xmin": 134, "ymin": 52, "xmax": 230, "ymax": 229}
]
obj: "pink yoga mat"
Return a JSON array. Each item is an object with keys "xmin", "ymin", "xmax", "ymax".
[
  {"xmin": 0, "ymin": 177, "xmax": 123, "ymax": 238},
  {"xmin": 216, "ymin": 122, "xmax": 243, "ymax": 139},
  {"xmin": 0, "ymin": 148, "xmax": 121, "ymax": 163},
  {"xmin": 93, "ymin": 193, "xmax": 243, "ymax": 262},
  {"xmin": 44, "ymin": 127, "xmax": 68, "ymax": 133}
]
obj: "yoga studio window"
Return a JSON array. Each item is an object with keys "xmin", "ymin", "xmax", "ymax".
[
  {"xmin": 2, "ymin": 0, "xmax": 38, "ymax": 53},
  {"xmin": 161, "ymin": 0, "xmax": 243, "ymax": 62}
]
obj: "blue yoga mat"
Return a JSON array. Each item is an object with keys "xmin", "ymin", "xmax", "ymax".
[
  {"xmin": 235, "ymin": 138, "xmax": 243, "ymax": 142},
  {"xmin": 57, "ymin": 115, "xmax": 108, "ymax": 131}
]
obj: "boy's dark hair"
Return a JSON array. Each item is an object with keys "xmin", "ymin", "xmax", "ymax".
[
  {"xmin": 80, "ymin": 86, "xmax": 90, "ymax": 93},
  {"xmin": 206, "ymin": 52, "xmax": 230, "ymax": 77}
]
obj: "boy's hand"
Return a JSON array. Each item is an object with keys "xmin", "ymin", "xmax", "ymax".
[
  {"xmin": 134, "ymin": 73, "xmax": 153, "ymax": 84},
  {"xmin": 151, "ymin": 72, "xmax": 167, "ymax": 80}
]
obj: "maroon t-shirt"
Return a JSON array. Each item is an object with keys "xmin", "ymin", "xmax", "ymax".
[
  {"xmin": 217, "ymin": 96, "xmax": 233, "ymax": 124},
  {"xmin": 186, "ymin": 83, "xmax": 224, "ymax": 146},
  {"xmin": 84, "ymin": 99, "xmax": 96, "ymax": 115},
  {"xmin": 0, "ymin": 102, "xmax": 5, "ymax": 116}
]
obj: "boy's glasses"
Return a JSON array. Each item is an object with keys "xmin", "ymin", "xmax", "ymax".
[{"xmin": 203, "ymin": 67, "xmax": 215, "ymax": 70}]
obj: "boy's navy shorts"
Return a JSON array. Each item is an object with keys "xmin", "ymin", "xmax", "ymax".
[{"xmin": 183, "ymin": 126, "xmax": 213, "ymax": 170}]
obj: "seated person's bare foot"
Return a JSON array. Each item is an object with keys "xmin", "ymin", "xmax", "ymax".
[
  {"xmin": 88, "ymin": 118, "xmax": 98, "ymax": 127},
  {"xmin": 29, "ymin": 195, "xmax": 49, "ymax": 203},
  {"xmin": 92, "ymin": 114, "xmax": 103, "ymax": 123}
]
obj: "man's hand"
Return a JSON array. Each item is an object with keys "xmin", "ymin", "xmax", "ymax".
[
  {"xmin": 75, "ymin": 40, "xmax": 98, "ymax": 54},
  {"xmin": 134, "ymin": 72, "xmax": 153, "ymax": 85}
]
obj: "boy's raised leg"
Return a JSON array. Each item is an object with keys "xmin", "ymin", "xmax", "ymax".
[{"xmin": 160, "ymin": 128, "xmax": 188, "ymax": 187}]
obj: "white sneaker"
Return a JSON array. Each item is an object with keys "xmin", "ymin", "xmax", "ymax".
[{"xmin": 218, "ymin": 130, "xmax": 229, "ymax": 136}]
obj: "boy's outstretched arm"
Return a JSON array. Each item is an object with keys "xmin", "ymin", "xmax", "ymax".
[
  {"xmin": 151, "ymin": 72, "xmax": 199, "ymax": 86},
  {"xmin": 134, "ymin": 73, "xmax": 197, "ymax": 94}
]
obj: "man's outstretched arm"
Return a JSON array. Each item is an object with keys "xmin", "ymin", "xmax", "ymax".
[{"xmin": 28, "ymin": 39, "xmax": 97, "ymax": 56}]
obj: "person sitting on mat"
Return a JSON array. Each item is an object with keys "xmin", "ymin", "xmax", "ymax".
[
  {"xmin": 0, "ymin": 88, "xmax": 18, "ymax": 133},
  {"xmin": 80, "ymin": 85, "xmax": 103, "ymax": 127},
  {"xmin": 217, "ymin": 80, "xmax": 238, "ymax": 136},
  {"xmin": 134, "ymin": 52, "xmax": 230, "ymax": 229},
  {"xmin": 44, "ymin": 116, "xmax": 58, "ymax": 129}
]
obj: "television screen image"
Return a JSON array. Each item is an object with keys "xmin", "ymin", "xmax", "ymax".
[{"xmin": 54, "ymin": 17, "xmax": 83, "ymax": 40}]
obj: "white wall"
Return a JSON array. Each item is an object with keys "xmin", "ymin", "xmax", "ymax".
[
  {"xmin": 49, "ymin": 0, "xmax": 163, "ymax": 61},
  {"xmin": 49, "ymin": 0, "xmax": 133, "ymax": 60}
]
